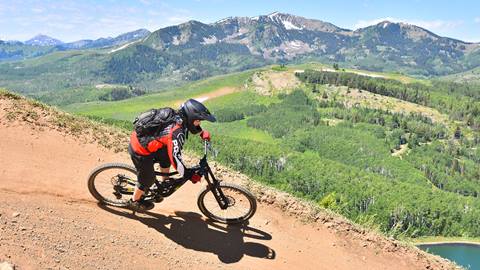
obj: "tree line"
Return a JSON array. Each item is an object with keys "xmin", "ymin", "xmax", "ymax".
[
  {"xmin": 184, "ymin": 89, "xmax": 480, "ymax": 238},
  {"xmin": 296, "ymin": 70, "xmax": 480, "ymax": 130}
]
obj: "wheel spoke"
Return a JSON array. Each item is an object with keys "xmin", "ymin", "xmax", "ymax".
[
  {"xmin": 199, "ymin": 183, "xmax": 256, "ymax": 223},
  {"xmin": 89, "ymin": 164, "xmax": 138, "ymax": 206}
]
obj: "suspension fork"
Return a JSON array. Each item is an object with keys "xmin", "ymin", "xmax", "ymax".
[
  {"xmin": 204, "ymin": 164, "xmax": 229, "ymax": 210},
  {"xmin": 201, "ymin": 140, "xmax": 229, "ymax": 209}
]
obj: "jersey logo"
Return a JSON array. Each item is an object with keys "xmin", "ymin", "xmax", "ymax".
[{"xmin": 177, "ymin": 133, "xmax": 186, "ymax": 146}]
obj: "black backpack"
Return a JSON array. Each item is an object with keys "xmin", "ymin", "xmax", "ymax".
[{"xmin": 133, "ymin": 108, "xmax": 177, "ymax": 138}]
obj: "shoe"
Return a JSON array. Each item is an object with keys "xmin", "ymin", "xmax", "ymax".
[{"xmin": 127, "ymin": 199, "xmax": 155, "ymax": 212}]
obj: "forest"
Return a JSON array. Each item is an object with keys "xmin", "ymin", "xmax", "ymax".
[
  {"xmin": 188, "ymin": 80, "xmax": 480, "ymax": 238},
  {"xmin": 295, "ymin": 70, "xmax": 480, "ymax": 130}
]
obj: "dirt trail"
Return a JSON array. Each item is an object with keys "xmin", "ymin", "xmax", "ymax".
[
  {"xmin": 172, "ymin": 87, "xmax": 239, "ymax": 107},
  {"xmin": 0, "ymin": 95, "xmax": 456, "ymax": 270}
]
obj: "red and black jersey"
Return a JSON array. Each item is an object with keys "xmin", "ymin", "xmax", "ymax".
[{"xmin": 130, "ymin": 122, "xmax": 192, "ymax": 177}]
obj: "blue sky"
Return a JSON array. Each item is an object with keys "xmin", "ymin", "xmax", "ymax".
[{"xmin": 1, "ymin": 0, "xmax": 479, "ymax": 42}]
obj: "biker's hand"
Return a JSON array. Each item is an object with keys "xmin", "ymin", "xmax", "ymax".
[
  {"xmin": 190, "ymin": 173, "xmax": 202, "ymax": 184},
  {"xmin": 186, "ymin": 165, "xmax": 202, "ymax": 183},
  {"xmin": 200, "ymin": 130, "xmax": 211, "ymax": 141}
]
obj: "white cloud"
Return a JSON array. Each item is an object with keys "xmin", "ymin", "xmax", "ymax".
[
  {"xmin": 475, "ymin": 17, "xmax": 480, "ymax": 23},
  {"xmin": 2, "ymin": 0, "xmax": 195, "ymax": 41},
  {"xmin": 353, "ymin": 17, "xmax": 463, "ymax": 32},
  {"xmin": 167, "ymin": 16, "xmax": 192, "ymax": 25}
]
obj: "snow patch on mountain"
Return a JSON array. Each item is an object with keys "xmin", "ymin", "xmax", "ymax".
[
  {"xmin": 268, "ymin": 12, "xmax": 280, "ymax": 19},
  {"xmin": 216, "ymin": 17, "xmax": 232, "ymax": 24},
  {"xmin": 202, "ymin": 35, "xmax": 218, "ymax": 44},
  {"xmin": 283, "ymin": 20, "xmax": 302, "ymax": 30}
]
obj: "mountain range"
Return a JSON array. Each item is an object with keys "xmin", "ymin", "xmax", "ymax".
[
  {"xmin": 1, "ymin": 12, "xmax": 479, "ymax": 94},
  {"xmin": 0, "ymin": 29, "xmax": 151, "ymax": 61},
  {"xmin": 138, "ymin": 12, "xmax": 479, "ymax": 76}
]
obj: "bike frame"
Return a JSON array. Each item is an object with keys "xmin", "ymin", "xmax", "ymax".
[{"xmin": 141, "ymin": 141, "xmax": 229, "ymax": 209}]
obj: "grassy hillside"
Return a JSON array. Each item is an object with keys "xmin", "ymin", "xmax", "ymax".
[
  {"xmin": 63, "ymin": 65, "xmax": 480, "ymax": 238},
  {"xmin": 0, "ymin": 40, "xmax": 265, "ymax": 104},
  {"xmin": 0, "ymin": 41, "xmax": 56, "ymax": 61},
  {"xmin": 440, "ymin": 66, "xmax": 480, "ymax": 83},
  {"xmin": 0, "ymin": 50, "xmax": 107, "ymax": 95},
  {"xmin": 64, "ymin": 70, "xmax": 257, "ymax": 119}
]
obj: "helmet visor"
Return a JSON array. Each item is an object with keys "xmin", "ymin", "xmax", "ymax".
[{"xmin": 199, "ymin": 111, "xmax": 216, "ymax": 122}]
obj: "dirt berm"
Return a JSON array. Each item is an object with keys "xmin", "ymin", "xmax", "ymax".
[{"xmin": 0, "ymin": 91, "xmax": 457, "ymax": 270}]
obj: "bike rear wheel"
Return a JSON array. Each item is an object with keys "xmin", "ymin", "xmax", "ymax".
[
  {"xmin": 197, "ymin": 182, "xmax": 257, "ymax": 224},
  {"xmin": 87, "ymin": 163, "xmax": 137, "ymax": 207}
]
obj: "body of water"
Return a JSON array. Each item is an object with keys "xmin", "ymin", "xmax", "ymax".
[{"xmin": 417, "ymin": 243, "xmax": 480, "ymax": 269}]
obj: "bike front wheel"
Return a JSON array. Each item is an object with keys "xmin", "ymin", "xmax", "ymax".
[
  {"xmin": 87, "ymin": 163, "xmax": 137, "ymax": 207},
  {"xmin": 197, "ymin": 182, "xmax": 257, "ymax": 224}
]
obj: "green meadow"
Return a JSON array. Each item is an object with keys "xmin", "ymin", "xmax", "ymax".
[{"xmin": 64, "ymin": 69, "xmax": 256, "ymax": 120}]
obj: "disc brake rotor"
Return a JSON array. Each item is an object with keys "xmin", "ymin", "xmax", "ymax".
[
  {"xmin": 111, "ymin": 174, "xmax": 129, "ymax": 187},
  {"xmin": 225, "ymin": 195, "xmax": 236, "ymax": 207}
]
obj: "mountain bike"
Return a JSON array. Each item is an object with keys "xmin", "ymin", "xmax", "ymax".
[{"xmin": 87, "ymin": 141, "xmax": 257, "ymax": 224}]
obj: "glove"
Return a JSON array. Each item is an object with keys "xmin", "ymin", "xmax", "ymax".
[
  {"xmin": 190, "ymin": 173, "xmax": 202, "ymax": 184},
  {"xmin": 200, "ymin": 130, "xmax": 211, "ymax": 141},
  {"xmin": 186, "ymin": 166, "xmax": 202, "ymax": 184}
]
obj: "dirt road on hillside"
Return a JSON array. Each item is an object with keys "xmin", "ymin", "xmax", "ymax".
[{"xmin": 0, "ymin": 96, "xmax": 455, "ymax": 270}]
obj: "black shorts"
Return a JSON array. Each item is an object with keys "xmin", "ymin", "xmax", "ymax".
[{"xmin": 128, "ymin": 144, "xmax": 171, "ymax": 191}]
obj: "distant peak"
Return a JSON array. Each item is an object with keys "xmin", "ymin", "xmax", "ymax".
[
  {"xmin": 267, "ymin": 12, "xmax": 294, "ymax": 18},
  {"xmin": 186, "ymin": 19, "xmax": 202, "ymax": 24},
  {"xmin": 25, "ymin": 34, "xmax": 63, "ymax": 46},
  {"xmin": 215, "ymin": 16, "xmax": 233, "ymax": 24},
  {"xmin": 378, "ymin": 20, "xmax": 393, "ymax": 24},
  {"xmin": 374, "ymin": 20, "xmax": 421, "ymax": 29},
  {"xmin": 378, "ymin": 21, "xmax": 393, "ymax": 29},
  {"xmin": 180, "ymin": 20, "xmax": 206, "ymax": 27},
  {"xmin": 268, "ymin": 11, "xmax": 280, "ymax": 17},
  {"xmin": 31, "ymin": 34, "xmax": 53, "ymax": 39}
]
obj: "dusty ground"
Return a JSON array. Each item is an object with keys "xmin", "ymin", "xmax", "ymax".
[{"xmin": 0, "ymin": 94, "xmax": 457, "ymax": 270}]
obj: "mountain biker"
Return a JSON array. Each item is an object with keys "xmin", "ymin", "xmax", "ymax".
[{"xmin": 127, "ymin": 99, "xmax": 216, "ymax": 212}]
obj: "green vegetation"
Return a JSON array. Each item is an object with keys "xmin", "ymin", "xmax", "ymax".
[
  {"xmin": 46, "ymin": 65, "xmax": 480, "ymax": 239},
  {"xmin": 441, "ymin": 66, "xmax": 480, "ymax": 84},
  {"xmin": 0, "ymin": 50, "xmax": 107, "ymax": 97},
  {"xmin": 64, "ymin": 70, "xmax": 255, "ymax": 120},
  {"xmin": 271, "ymin": 64, "xmax": 288, "ymax": 71},
  {"xmin": 0, "ymin": 41, "xmax": 55, "ymax": 61},
  {"xmin": 190, "ymin": 90, "xmax": 480, "ymax": 237},
  {"xmin": 297, "ymin": 70, "xmax": 480, "ymax": 130}
]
